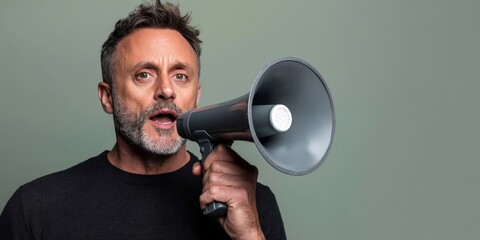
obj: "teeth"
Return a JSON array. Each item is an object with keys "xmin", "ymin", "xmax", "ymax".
[
  {"xmin": 151, "ymin": 114, "xmax": 174, "ymax": 125},
  {"xmin": 153, "ymin": 119, "xmax": 172, "ymax": 124}
]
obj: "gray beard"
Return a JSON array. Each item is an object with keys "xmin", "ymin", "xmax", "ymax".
[{"xmin": 111, "ymin": 91, "xmax": 186, "ymax": 156}]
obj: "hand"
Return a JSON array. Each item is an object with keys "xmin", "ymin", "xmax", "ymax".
[{"xmin": 192, "ymin": 144, "xmax": 265, "ymax": 240}]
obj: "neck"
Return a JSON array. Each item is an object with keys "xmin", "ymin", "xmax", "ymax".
[{"xmin": 107, "ymin": 138, "xmax": 190, "ymax": 175}]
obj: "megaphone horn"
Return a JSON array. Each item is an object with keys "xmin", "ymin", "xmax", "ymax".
[{"xmin": 177, "ymin": 57, "xmax": 335, "ymax": 217}]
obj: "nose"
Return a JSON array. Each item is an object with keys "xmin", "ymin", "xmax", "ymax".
[{"xmin": 154, "ymin": 74, "xmax": 176, "ymax": 101}]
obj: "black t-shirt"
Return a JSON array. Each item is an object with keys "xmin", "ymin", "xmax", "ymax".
[{"xmin": 0, "ymin": 151, "xmax": 286, "ymax": 239}]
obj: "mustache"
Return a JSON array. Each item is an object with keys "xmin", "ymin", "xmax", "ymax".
[{"xmin": 139, "ymin": 101, "xmax": 183, "ymax": 123}]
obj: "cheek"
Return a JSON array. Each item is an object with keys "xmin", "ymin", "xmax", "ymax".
[
  {"xmin": 177, "ymin": 88, "xmax": 200, "ymax": 110},
  {"xmin": 115, "ymin": 87, "xmax": 152, "ymax": 113}
]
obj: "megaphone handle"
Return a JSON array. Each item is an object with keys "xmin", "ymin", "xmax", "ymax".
[{"xmin": 194, "ymin": 131, "xmax": 229, "ymax": 217}]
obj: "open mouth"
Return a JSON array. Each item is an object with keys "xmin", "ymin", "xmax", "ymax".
[{"xmin": 149, "ymin": 110, "xmax": 178, "ymax": 126}]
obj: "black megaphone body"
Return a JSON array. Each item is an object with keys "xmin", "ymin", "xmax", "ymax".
[{"xmin": 176, "ymin": 57, "xmax": 335, "ymax": 217}]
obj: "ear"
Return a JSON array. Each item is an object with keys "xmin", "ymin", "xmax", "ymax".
[
  {"xmin": 98, "ymin": 82, "xmax": 113, "ymax": 114},
  {"xmin": 196, "ymin": 84, "xmax": 201, "ymax": 107}
]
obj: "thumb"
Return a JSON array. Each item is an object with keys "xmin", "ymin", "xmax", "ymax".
[{"xmin": 192, "ymin": 161, "xmax": 203, "ymax": 176}]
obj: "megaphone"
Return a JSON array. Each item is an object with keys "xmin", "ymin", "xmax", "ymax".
[{"xmin": 177, "ymin": 57, "xmax": 335, "ymax": 217}]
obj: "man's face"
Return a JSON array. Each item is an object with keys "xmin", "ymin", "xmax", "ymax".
[{"xmin": 110, "ymin": 28, "xmax": 200, "ymax": 155}]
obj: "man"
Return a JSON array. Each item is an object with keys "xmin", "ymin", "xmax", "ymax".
[{"xmin": 0, "ymin": 1, "xmax": 286, "ymax": 239}]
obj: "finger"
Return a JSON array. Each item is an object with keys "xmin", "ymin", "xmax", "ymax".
[
  {"xmin": 201, "ymin": 170, "xmax": 257, "ymax": 194},
  {"xmin": 205, "ymin": 160, "xmax": 256, "ymax": 178},
  {"xmin": 199, "ymin": 185, "xmax": 252, "ymax": 209},
  {"xmin": 202, "ymin": 144, "xmax": 241, "ymax": 165},
  {"xmin": 202, "ymin": 144, "xmax": 251, "ymax": 170},
  {"xmin": 192, "ymin": 161, "xmax": 203, "ymax": 176}
]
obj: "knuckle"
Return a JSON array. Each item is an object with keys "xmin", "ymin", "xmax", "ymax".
[
  {"xmin": 206, "ymin": 172, "xmax": 219, "ymax": 184},
  {"xmin": 208, "ymin": 185, "xmax": 220, "ymax": 195},
  {"xmin": 214, "ymin": 144, "xmax": 228, "ymax": 154},
  {"xmin": 209, "ymin": 161, "xmax": 221, "ymax": 172},
  {"xmin": 207, "ymin": 172, "xmax": 222, "ymax": 184}
]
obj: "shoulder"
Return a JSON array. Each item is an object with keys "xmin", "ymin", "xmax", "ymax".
[
  {"xmin": 15, "ymin": 151, "xmax": 109, "ymax": 200},
  {"xmin": 0, "ymin": 152, "xmax": 110, "ymax": 236}
]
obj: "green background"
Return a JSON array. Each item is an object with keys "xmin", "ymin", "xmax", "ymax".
[{"xmin": 1, "ymin": 0, "xmax": 479, "ymax": 239}]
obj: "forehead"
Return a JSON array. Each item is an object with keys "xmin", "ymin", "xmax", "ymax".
[{"xmin": 115, "ymin": 28, "xmax": 199, "ymax": 72}]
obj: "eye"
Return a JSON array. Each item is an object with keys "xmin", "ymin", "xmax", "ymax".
[
  {"xmin": 173, "ymin": 73, "xmax": 188, "ymax": 81},
  {"xmin": 136, "ymin": 72, "xmax": 151, "ymax": 79},
  {"xmin": 135, "ymin": 71, "xmax": 156, "ymax": 83}
]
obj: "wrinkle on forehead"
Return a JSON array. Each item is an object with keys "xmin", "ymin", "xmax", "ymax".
[{"xmin": 114, "ymin": 28, "xmax": 199, "ymax": 78}]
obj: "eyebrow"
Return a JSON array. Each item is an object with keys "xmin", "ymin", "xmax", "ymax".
[
  {"xmin": 171, "ymin": 60, "xmax": 195, "ymax": 75},
  {"xmin": 130, "ymin": 61, "xmax": 157, "ymax": 72},
  {"xmin": 129, "ymin": 60, "xmax": 196, "ymax": 75}
]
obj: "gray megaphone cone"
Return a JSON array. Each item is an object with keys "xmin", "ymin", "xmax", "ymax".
[
  {"xmin": 177, "ymin": 56, "xmax": 335, "ymax": 175},
  {"xmin": 247, "ymin": 57, "xmax": 335, "ymax": 175}
]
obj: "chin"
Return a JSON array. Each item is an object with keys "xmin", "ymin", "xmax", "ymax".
[{"xmin": 141, "ymin": 135, "xmax": 186, "ymax": 156}]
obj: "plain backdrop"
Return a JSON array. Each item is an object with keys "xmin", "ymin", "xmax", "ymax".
[{"xmin": 1, "ymin": 0, "xmax": 479, "ymax": 239}]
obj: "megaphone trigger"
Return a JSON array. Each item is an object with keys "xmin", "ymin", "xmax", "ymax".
[{"xmin": 190, "ymin": 130, "xmax": 233, "ymax": 217}]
